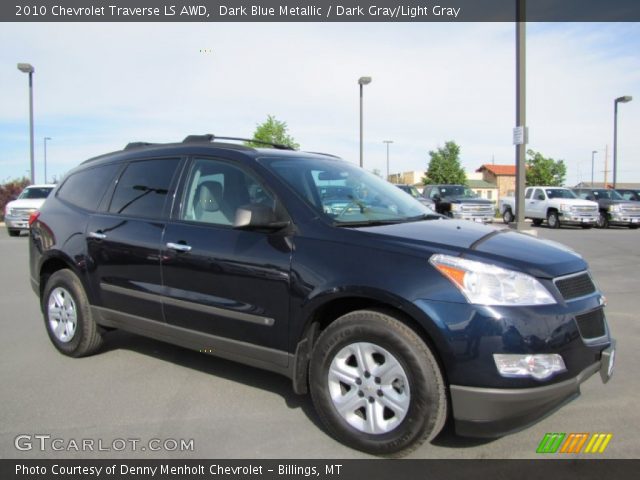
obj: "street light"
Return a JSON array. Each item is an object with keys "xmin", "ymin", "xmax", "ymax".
[
  {"xmin": 383, "ymin": 140, "xmax": 393, "ymax": 181},
  {"xmin": 358, "ymin": 76, "xmax": 372, "ymax": 168},
  {"xmin": 17, "ymin": 63, "xmax": 35, "ymax": 184},
  {"xmin": 613, "ymin": 95, "xmax": 632, "ymax": 189},
  {"xmin": 590, "ymin": 150, "xmax": 597, "ymax": 187},
  {"xmin": 44, "ymin": 137, "xmax": 52, "ymax": 184}
]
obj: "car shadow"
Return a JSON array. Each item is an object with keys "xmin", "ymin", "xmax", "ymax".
[{"xmin": 100, "ymin": 329, "xmax": 325, "ymax": 432}]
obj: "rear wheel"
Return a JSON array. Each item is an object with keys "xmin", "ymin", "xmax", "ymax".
[
  {"xmin": 7, "ymin": 228, "xmax": 20, "ymax": 237},
  {"xmin": 547, "ymin": 211, "xmax": 560, "ymax": 229},
  {"xmin": 502, "ymin": 208, "xmax": 514, "ymax": 224},
  {"xmin": 43, "ymin": 269, "xmax": 103, "ymax": 357},
  {"xmin": 309, "ymin": 310, "xmax": 447, "ymax": 456}
]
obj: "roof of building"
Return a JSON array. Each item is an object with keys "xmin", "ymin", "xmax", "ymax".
[
  {"xmin": 476, "ymin": 164, "xmax": 516, "ymax": 176},
  {"xmin": 467, "ymin": 179, "xmax": 498, "ymax": 189}
]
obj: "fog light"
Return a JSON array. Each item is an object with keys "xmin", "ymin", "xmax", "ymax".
[{"xmin": 493, "ymin": 354, "xmax": 566, "ymax": 380}]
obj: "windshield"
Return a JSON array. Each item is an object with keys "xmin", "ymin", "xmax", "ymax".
[
  {"xmin": 263, "ymin": 157, "xmax": 431, "ymax": 225},
  {"xmin": 18, "ymin": 187, "xmax": 53, "ymax": 199},
  {"xmin": 592, "ymin": 189, "xmax": 623, "ymax": 200},
  {"xmin": 545, "ymin": 188, "xmax": 576, "ymax": 199},
  {"xmin": 436, "ymin": 186, "xmax": 478, "ymax": 198}
]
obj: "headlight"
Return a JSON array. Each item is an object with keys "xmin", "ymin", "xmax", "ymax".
[
  {"xmin": 608, "ymin": 205, "xmax": 621, "ymax": 213},
  {"xmin": 494, "ymin": 354, "xmax": 566, "ymax": 380},
  {"xmin": 451, "ymin": 203, "xmax": 462, "ymax": 212},
  {"xmin": 430, "ymin": 254, "xmax": 556, "ymax": 305},
  {"xmin": 560, "ymin": 204, "xmax": 572, "ymax": 212}
]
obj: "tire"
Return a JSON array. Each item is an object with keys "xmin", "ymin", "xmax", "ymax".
[
  {"xmin": 596, "ymin": 211, "xmax": 609, "ymax": 229},
  {"xmin": 532, "ymin": 219, "xmax": 543, "ymax": 227},
  {"xmin": 309, "ymin": 310, "xmax": 447, "ymax": 456},
  {"xmin": 502, "ymin": 208, "xmax": 514, "ymax": 224},
  {"xmin": 547, "ymin": 211, "xmax": 560, "ymax": 229},
  {"xmin": 8, "ymin": 229, "xmax": 20, "ymax": 237},
  {"xmin": 42, "ymin": 269, "xmax": 103, "ymax": 357},
  {"xmin": 581, "ymin": 224, "xmax": 593, "ymax": 229},
  {"xmin": 629, "ymin": 224, "xmax": 639, "ymax": 230}
]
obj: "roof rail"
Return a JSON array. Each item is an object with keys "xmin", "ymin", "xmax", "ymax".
[
  {"xmin": 182, "ymin": 134, "xmax": 295, "ymax": 150},
  {"xmin": 124, "ymin": 142, "xmax": 157, "ymax": 150},
  {"xmin": 305, "ymin": 151, "xmax": 341, "ymax": 159}
]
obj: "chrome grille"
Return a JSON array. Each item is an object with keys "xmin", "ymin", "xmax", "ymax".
[
  {"xmin": 575, "ymin": 309, "xmax": 606, "ymax": 339},
  {"xmin": 621, "ymin": 204, "xmax": 640, "ymax": 215},
  {"xmin": 9, "ymin": 207, "xmax": 35, "ymax": 218},
  {"xmin": 461, "ymin": 204, "xmax": 494, "ymax": 214},
  {"xmin": 554, "ymin": 272, "xmax": 596, "ymax": 301},
  {"xmin": 572, "ymin": 205, "xmax": 598, "ymax": 214}
]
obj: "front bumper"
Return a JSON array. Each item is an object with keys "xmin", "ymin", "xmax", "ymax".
[
  {"xmin": 4, "ymin": 216, "xmax": 30, "ymax": 230},
  {"xmin": 451, "ymin": 341, "xmax": 616, "ymax": 437},
  {"xmin": 609, "ymin": 213, "xmax": 640, "ymax": 225},
  {"xmin": 451, "ymin": 213, "xmax": 494, "ymax": 224},
  {"xmin": 557, "ymin": 212, "xmax": 598, "ymax": 225}
]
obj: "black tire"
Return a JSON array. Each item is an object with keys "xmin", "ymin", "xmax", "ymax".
[
  {"xmin": 309, "ymin": 310, "xmax": 447, "ymax": 456},
  {"xmin": 42, "ymin": 269, "xmax": 103, "ymax": 357},
  {"xmin": 596, "ymin": 211, "xmax": 609, "ymax": 229},
  {"xmin": 502, "ymin": 208, "xmax": 514, "ymax": 224},
  {"xmin": 547, "ymin": 211, "xmax": 560, "ymax": 229},
  {"xmin": 8, "ymin": 229, "xmax": 20, "ymax": 237},
  {"xmin": 581, "ymin": 224, "xmax": 593, "ymax": 229},
  {"xmin": 629, "ymin": 224, "xmax": 639, "ymax": 230},
  {"xmin": 532, "ymin": 219, "xmax": 543, "ymax": 227}
]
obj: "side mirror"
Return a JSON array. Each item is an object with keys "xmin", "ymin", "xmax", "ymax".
[{"xmin": 233, "ymin": 204, "xmax": 289, "ymax": 231}]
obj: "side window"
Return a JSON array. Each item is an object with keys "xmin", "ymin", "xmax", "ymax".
[
  {"xmin": 181, "ymin": 158, "xmax": 278, "ymax": 226},
  {"xmin": 533, "ymin": 188, "xmax": 545, "ymax": 200},
  {"xmin": 108, "ymin": 158, "xmax": 180, "ymax": 219},
  {"xmin": 487, "ymin": 190, "xmax": 493, "ymax": 200},
  {"xmin": 525, "ymin": 189, "xmax": 532, "ymax": 199},
  {"xmin": 57, "ymin": 163, "xmax": 121, "ymax": 211}
]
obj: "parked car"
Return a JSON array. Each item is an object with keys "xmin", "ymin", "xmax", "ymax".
[
  {"xmin": 500, "ymin": 187, "xmax": 599, "ymax": 228},
  {"xmin": 573, "ymin": 187, "xmax": 640, "ymax": 229},
  {"xmin": 615, "ymin": 188, "xmax": 640, "ymax": 202},
  {"xmin": 4, "ymin": 184, "xmax": 55, "ymax": 236},
  {"xmin": 423, "ymin": 184, "xmax": 494, "ymax": 223},
  {"xmin": 29, "ymin": 135, "xmax": 614, "ymax": 455},
  {"xmin": 394, "ymin": 184, "xmax": 436, "ymax": 210}
]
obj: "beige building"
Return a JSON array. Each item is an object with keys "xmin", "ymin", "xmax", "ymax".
[
  {"xmin": 388, "ymin": 171, "xmax": 425, "ymax": 186},
  {"xmin": 476, "ymin": 164, "xmax": 516, "ymax": 203},
  {"xmin": 467, "ymin": 179, "xmax": 499, "ymax": 205}
]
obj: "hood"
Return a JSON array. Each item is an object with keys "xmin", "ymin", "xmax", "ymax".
[
  {"xmin": 443, "ymin": 196, "xmax": 493, "ymax": 204},
  {"xmin": 554, "ymin": 198, "xmax": 598, "ymax": 207},
  {"xmin": 592, "ymin": 198, "xmax": 632, "ymax": 208},
  {"xmin": 357, "ymin": 220, "xmax": 586, "ymax": 278},
  {"xmin": 5, "ymin": 198, "xmax": 47, "ymax": 210}
]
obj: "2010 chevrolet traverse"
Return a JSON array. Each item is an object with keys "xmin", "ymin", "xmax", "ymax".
[{"xmin": 29, "ymin": 135, "xmax": 615, "ymax": 455}]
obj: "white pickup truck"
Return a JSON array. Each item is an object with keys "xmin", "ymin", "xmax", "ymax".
[{"xmin": 499, "ymin": 186, "xmax": 599, "ymax": 229}]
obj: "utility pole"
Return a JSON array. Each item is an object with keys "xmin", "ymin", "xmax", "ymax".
[{"xmin": 513, "ymin": 0, "xmax": 528, "ymax": 230}]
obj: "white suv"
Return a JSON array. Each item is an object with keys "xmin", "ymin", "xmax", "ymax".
[{"xmin": 4, "ymin": 184, "xmax": 55, "ymax": 236}]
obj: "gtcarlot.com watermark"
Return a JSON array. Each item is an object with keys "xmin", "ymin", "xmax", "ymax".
[{"xmin": 15, "ymin": 434, "xmax": 194, "ymax": 453}]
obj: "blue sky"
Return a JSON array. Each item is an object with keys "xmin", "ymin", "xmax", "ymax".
[{"xmin": 1, "ymin": 22, "xmax": 638, "ymax": 185}]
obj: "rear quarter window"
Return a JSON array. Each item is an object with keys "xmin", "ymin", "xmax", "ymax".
[{"xmin": 57, "ymin": 163, "xmax": 121, "ymax": 211}]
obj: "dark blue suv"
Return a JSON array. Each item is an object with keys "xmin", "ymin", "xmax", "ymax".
[{"xmin": 29, "ymin": 135, "xmax": 615, "ymax": 455}]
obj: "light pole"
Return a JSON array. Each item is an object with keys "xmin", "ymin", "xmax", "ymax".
[
  {"xmin": 44, "ymin": 137, "xmax": 52, "ymax": 184},
  {"xmin": 513, "ymin": 0, "xmax": 528, "ymax": 231},
  {"xmin": 383, "ymin": 140, "xmax": 393, "ymax": 181},
  {"xmin": 17, "ymin": 63, "xmax": 35, "ymax": 184},
  {"xmin": 590, "ymin": 150, "xmax": 597, "ymax": 187},
  {"xmin": 358, "ymin": 76, "xmax": 372, "ymax": 168},
  {"xmin": 613, "ymin": 95, "xmax": 632, "ymax": 189}
]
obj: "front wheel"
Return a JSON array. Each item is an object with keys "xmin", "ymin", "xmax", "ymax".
[
  {"xmin": 596, "ymin": 212, "xmax": 609, "ymax": 229},
  {"xmin": 547, "ymin": 211, "xmax": 560, "ymax": 229},
  {"xmin": 502, "ymin": 208, "xmax": 514, "ymax": 224},
  {"xmin": 309, "ymin": 310, "xmax": 447, "ymax": 456},
  {"xmin": 43, "ymin": 269, "xmax": 104, "ymax": 357},
  {"xmin": 629, "ymin": 224, "xmax": 639, "ymax": 230},
  {"xmin": 7, "ymin": 228, "xmax": 20, "ymax": 237}
]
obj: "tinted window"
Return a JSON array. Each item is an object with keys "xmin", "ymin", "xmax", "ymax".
[
  {"xmin": 109, "ymin": 158, "xmax": 180, "ymax": 219},
  {"xmin": 19, "ymin": 187, "xmax": 53, "ymax": 200},
  {"xmin": 525, "ymin": 189, "xmax": 532, "ymax": 199},
  {"xmin": 57, "ymin": 163, "xmax": 121, "ymax": 211},
  {"xmin": 181, "ymin": 158, "xmax": 279, "ymax": 226}
]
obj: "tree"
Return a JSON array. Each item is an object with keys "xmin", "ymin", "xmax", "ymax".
[
  {"xmin": 245, "ymin": 115, "xmax": 300, "ymax": 149},
  {"xmin": 525, "ymin": 149, "xmax": 566, "ymax": 186},
  {"xmin": 0, "ymin": 177, "xmax": 30, "ymax": 220},
  {"xmin": 423, "ymin": 141, "xmax": 466, "ymax": 185}
]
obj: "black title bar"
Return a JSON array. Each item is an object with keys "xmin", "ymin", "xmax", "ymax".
[{"xmin": 3, "ymin": 0, "xmax": 640, "ymax": 22}]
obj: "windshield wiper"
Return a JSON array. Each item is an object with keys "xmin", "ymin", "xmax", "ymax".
[{"xmin": 335, "ymin": 219, "xmax": 407, "ymax": 227}]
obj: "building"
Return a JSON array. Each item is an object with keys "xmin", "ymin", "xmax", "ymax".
[
  {"xmin": 476, "ymin": 164, "xmax": 516, "ymax": 203},
  {"xmin": 467, "ymin": 179, "xmax": 499, "ymax": 205},
  {"xmin": 388, "ymin": 171, "xmax": 425, "ymax": 186}
]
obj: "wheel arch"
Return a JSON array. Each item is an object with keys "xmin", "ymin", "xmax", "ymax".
[{"xmin": 38, "ymin": 254, "xmax": 85, "ymax": 310}]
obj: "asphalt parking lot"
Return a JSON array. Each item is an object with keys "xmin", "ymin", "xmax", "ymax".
[{"xmin": 0, "ymin": 225, "xmax": 638, "ymax": 459}]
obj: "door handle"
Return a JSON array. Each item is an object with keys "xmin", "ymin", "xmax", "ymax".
[
  {"xmin": 166, "ymin": 242, "xmax": 192, "ymax": 253},
  {"xmin": 88, "ymin": 231, "xmax": 107, "ymax": 240}
]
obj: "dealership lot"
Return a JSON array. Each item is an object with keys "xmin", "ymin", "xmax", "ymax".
[{"xmin": 0, "ymin": 226, "xmax": 638, "ymax": 459}]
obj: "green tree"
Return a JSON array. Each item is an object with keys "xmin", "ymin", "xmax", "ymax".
[
  {"xmin": 525, "ymin": 149, "xmax": 566, "ymax": 186},
  {"xmin": 423, "ymin": 141, "xmax": 466, "ymax": 185},
  {"xmin": 245, "ymin": 115, "xmax": 300, "ymax": 149}
]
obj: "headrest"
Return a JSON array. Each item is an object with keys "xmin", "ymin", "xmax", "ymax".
[{"xmin": 198, "ymin": 181, "xmax": 223, "ymax": 212}]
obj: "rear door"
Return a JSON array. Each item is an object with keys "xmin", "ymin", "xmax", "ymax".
[
  {"xmin": 86, "ymin": 157, "xmax": 182, "ymax": 324},
  {"xmin": 160, "ymin": 156, "xmax": 293, "ymax": 365}
]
